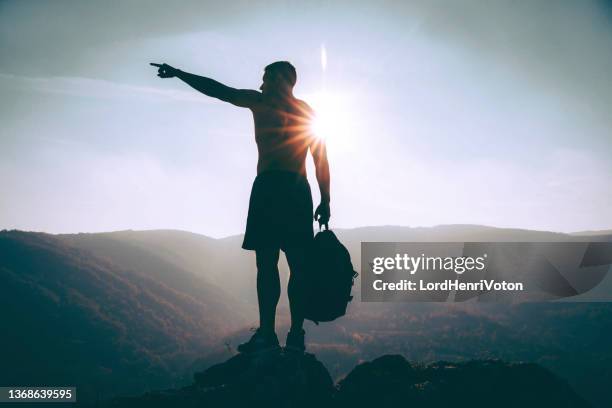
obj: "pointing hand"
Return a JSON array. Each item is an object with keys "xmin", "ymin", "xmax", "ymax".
[{"xmin": 150, "ymin": 62, "xmax": 179, "ymax": 78}]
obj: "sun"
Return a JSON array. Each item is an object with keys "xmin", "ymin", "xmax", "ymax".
[{"xmin": 308, "ymin": 91, "xmax": 353, "ymax": 151}]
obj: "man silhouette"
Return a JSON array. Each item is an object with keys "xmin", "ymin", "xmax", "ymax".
[{"xmin": 151, "ymin": 61, "xmax": 330, "ymax": 353}]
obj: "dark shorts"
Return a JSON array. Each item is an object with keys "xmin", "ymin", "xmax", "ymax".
[{"xmin": 242, "ymin": 171, "xmax": 314, "ymax": 251}]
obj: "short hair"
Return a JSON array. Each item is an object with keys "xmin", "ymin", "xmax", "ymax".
[{"xmin": 265, "ymin": 61, "xmax": 297, "ymax": 87}]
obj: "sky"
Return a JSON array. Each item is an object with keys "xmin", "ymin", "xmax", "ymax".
[{"xmin": 1, "ymin": 0, "xmax": 611, "ymax": 237}]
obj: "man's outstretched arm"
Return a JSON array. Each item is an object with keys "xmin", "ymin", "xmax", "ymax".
[{"xmin": 150, "ymin": 63, "xmax": 260, "ymax": 108}]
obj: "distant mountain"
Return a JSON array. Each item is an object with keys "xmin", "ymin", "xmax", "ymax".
[
  {"xmin": 0, "ymin": 230, "xmax": 250, "ymax": 403},
  {"xmin": 58, "ymin": 229, "xmax": 256, "ymax": 311},
  {"xmin": 108, "ymin": 352, "xmax": 590, "ymax": 408},
  {"xmin": 1, "ymin": 225, "xmax": 611, "ymax": 406},
  {"xmin": 571, "ymin": 229, "xmax": 612, "ymax": 237},
  {"xmin": 58, "ymin": 230, "xmax": 263, "ymax": 311}
]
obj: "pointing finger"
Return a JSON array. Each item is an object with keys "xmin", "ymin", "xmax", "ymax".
[{"xmin": 150, "ymin": 63, "xmax": 162, "ymax": 67}]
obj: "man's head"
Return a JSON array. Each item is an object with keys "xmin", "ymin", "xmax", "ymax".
[{"xmin": 260, "ymin": 61, "xmax": 297, "ymax": 95}]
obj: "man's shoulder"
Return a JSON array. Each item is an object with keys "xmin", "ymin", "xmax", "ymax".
[{"xmin": 293, "ymin": 98, "xmax": 314, "ymax": 115}]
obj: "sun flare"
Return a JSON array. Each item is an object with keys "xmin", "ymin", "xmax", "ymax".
[{"xmin": 308, "ymin": 91, "xmax": 353, "ymax": 151}]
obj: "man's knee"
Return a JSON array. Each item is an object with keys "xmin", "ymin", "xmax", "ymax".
[{"xmin": 256, "ymin": 248, "xmax": 280, "ymax": 273}]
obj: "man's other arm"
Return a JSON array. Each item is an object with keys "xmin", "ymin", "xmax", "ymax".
[
  {"xmin": 304, "ymin": 101, "xmax": 331, "ymax": 206},
  {"xmin": 311, "ymin": 138, "xmax": 330, "ymax": 205},
  {"xmin": 311, "ymin": 128, "xmax": 331, "ymax": 227}
]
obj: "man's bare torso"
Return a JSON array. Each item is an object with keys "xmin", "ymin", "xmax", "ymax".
[{"xmin": 250, "ymin": 96, "xmax": 314, "ymax": 177}]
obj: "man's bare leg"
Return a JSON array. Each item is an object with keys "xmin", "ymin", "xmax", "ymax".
[
  {"xmin": 237, "ymin": 248, "xmax": 281, "ymax": 354},
  {"xmin": 285, "ymin": 247, "xmax": 308, "ymax": 351},
  {"xmin": 256, "ymin": 248, "xmax": 281, "ymax": 334}
]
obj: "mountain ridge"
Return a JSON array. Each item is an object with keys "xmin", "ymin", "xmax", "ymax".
[
  {"xmin": 1, "ymin": 225, "xmax": 611, "ymax": 406},
  {"xmin": 6, "ymin": 222, "xmax": 612, "ymax": 241}
]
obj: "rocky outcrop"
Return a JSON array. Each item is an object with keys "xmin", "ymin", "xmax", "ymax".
[{"xmin": 107, "ymin": 352, "xmax": 590, "ymax": 408}]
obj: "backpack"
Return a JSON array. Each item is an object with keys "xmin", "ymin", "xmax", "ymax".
[{"xmin": 302, "ymin": 229, "xmax": 358, "ymax": 324}]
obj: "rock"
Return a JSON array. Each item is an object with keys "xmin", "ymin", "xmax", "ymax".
[
  {"xmin": 336, "ymin": 355, "xmax": 591, "ymax": 408},
  {"xmin": 194, "ymin": 351, "xmax": 334, "ymax": 407},
  {"xmin": 109, "ymin": 351, "xmax": 334, "ymax": 408}
]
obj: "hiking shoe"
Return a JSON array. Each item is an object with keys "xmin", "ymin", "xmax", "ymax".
[
  {"xmin": 285, "ymin": 328, "xmax": 306, "ymax": 353},
  {"xmin": 237, "ymin": 328, "xmax": 280, "ymax": 354}
]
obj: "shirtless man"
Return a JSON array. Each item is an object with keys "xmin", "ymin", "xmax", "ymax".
[{"xmin": 151, "ymin": 61, "xmax": 330, "ymax": 353}]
